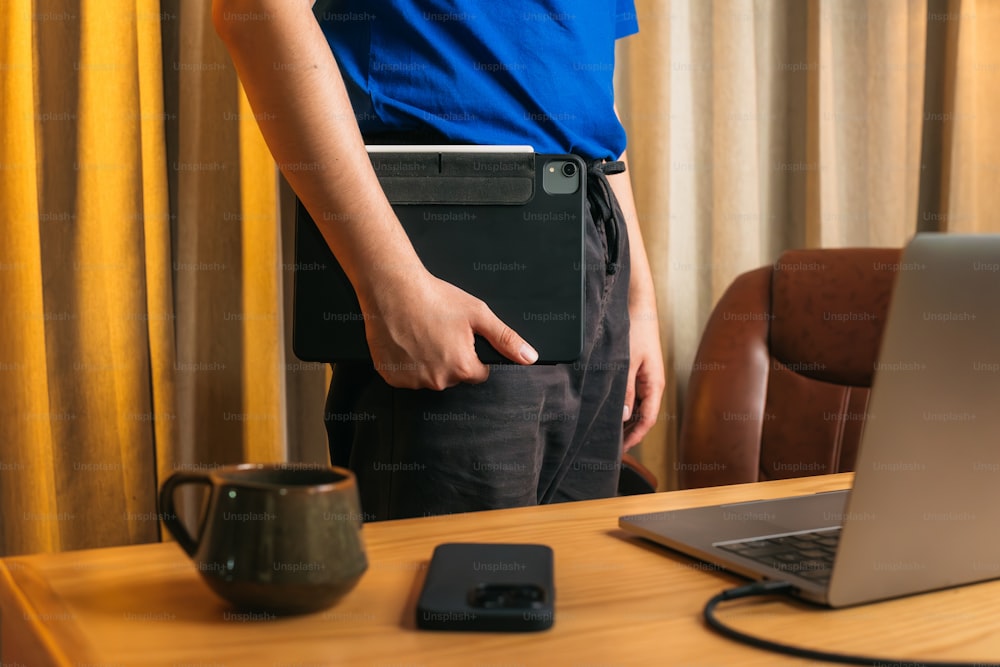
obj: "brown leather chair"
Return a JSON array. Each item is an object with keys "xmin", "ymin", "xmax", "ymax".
[
  {"xmin": 618, "ymin": 452, "xmax": 658, "ymax": 495},
  {"xmin": 677, "ymin": 247, "xmax": 902, "ymax": 489}
]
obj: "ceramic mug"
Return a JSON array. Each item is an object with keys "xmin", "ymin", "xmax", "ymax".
[{"xmin": 159, "ymin": 463, "xmax": 368, "ymax": 614}]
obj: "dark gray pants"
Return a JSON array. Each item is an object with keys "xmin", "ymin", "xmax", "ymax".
[{"xmin": 325, "ymin": 163, "xmax": 631, "ymax": 521}]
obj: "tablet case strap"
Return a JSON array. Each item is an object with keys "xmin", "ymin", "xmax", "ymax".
[{"xmin": 372, "ymin": 152, "xmax": 535, "ymax": 205}]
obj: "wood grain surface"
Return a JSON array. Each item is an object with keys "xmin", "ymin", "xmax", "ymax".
[{"xmin": 3, "ymin": 473, "xmax": 1000, "ymax": 666}]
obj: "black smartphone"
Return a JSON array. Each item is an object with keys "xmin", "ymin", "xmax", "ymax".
[{"xmin": 416, "ymin": 542, "xmax": 555, "ymax": 632}]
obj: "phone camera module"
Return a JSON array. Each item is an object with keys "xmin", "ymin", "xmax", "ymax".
[{"xmin": 468, "ymin": 583, "xmax": 546, "ymax": 609}]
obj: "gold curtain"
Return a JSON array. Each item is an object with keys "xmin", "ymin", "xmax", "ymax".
[
  {"xmin": 3, "ymin": 0, "xmax": 998, "ymax": 555},
  {"xmin": 0, "ymin": 0, "xmax": 328, "ymax": 557},
  {"xmin": 0, "ymin": 0, "xmax": 170, "ymax": 554},
  {"xmin": 618, "ymin": 0, "xmax": 1000, "ymax": 488}
]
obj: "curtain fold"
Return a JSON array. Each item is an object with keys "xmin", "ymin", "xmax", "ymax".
[
  {"xmin": 137, "ymin": 0, "xmax": 181, "ymax": 509},
  {"xmin": 236, "ymin": 86, "xmax": 287, "ymax": 462},
  {"xmin": 0, "ymin": 0, "xmax": 167, "ymax": 554},
  {"xmin": 944, "ymin": 0, "xmax": 1000, "ymax": 231},
  {"xmin": 0, "ymin": 0, "xmax": 60, "ymax": 556},
  {"xmin": 171, "ymin": 1, "xmax": 289, "ymax": 472},
  {"xmin": 808, "ymin": 0, "xmax": 927, "ymax": 246}
]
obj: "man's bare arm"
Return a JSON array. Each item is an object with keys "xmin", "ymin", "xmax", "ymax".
[
  {"xmin": 607, "ymin": 149, "xmax": 665, "ymax": 451},
  {"xmin": 212, "ymin": 0, "xmax": 537, "ymax": 389}
]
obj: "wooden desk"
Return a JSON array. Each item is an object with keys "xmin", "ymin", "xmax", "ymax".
[{"xmin": 3, "ymin": 473, "xmax": 999, "ymax": 666}]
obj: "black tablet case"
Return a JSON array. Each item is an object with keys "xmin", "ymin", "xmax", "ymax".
[{"xmin": 292, "ymin": 148, "xmax": 585, "ymax": 364}]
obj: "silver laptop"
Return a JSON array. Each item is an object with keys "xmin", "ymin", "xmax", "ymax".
[{"xmin": 620, "ymin": 233, "xmax": 1000, "ymax": 608}]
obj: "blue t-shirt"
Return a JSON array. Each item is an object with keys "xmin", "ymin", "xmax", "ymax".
[{"xmin": 317, "ymin": 1, "xmax": 638, "ymax": 160}]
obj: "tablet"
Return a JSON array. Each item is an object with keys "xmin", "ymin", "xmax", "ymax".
[{"xmin": 291, "ymin": 146, "xmax": 586, "ymax": 364}]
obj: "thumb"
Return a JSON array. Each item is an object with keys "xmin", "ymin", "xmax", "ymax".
[{"xmin": 472, "ymin": 306, "xmax": 538, "ymax": 365}]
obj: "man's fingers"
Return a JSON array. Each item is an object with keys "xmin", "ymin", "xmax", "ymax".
[
  {"xmin": 623, "ymin": 380, "xmax": 636, "ymax": 422},
  {"xmin": 472, "ymin": 304, "xmax": 538, "ymax": 365}
]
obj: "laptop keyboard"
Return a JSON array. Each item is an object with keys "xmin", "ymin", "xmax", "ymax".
[{"xmin": 716, "ymin": 527, "xmax": 841, "ymax": 585}]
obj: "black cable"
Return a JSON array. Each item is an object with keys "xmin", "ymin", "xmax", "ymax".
[{"xmin": 703, "ymin": 581, "xmax": 996, "ymax": 667}]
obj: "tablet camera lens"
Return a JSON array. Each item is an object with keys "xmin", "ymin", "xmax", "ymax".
[{"xmin": 561, "ymin": 162, "xmax": 578, "ymax": 178}]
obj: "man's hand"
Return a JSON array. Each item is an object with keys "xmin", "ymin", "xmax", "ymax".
[
  {"xmin": 623, "ymin": 297, "xmax": 665, "ymax": 450},
  {"xmin": 361, "ymin": 269, "xmax": 538, "ymax": 390}
]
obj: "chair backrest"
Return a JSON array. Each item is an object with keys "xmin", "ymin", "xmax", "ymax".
[{"xmin": 676, "ymin": 247, "xmax": 902, "ymax": 488}]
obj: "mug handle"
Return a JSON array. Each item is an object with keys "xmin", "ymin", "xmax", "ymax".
[{"xmin": 159, "ymin": 472, "xmax": 213, "ymax": 557}]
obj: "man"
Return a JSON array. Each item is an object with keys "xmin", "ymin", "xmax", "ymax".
[{"xmin": 213, "ymin": 0, "xmax": 664, "ymax": 519}]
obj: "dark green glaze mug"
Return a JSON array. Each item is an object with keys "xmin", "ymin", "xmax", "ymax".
[{"xmin": 159, "ymin": 463, "xmax": 368, "ymax": 615}]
